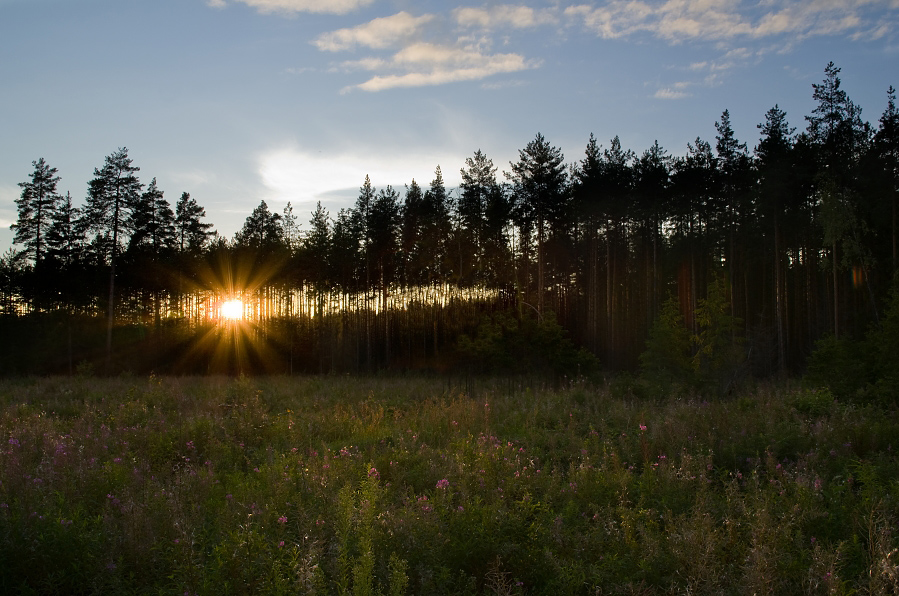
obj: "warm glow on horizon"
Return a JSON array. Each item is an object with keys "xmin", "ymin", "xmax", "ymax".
[{"xmin": 221, "ymin": 299, "xmax": 244, "ymax": 320}]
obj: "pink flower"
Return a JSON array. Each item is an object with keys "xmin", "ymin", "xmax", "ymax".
[
  {"xmin": 368, "ymin": 467, "xmax": 380, "ymax": 479},
  {"xmin": 278, "ymin": 540, "xmax": 285, "ymax": 548},
  {"xmin": 278, "ymin": 516, "xmax": 287, "ymax": 524},
  {"xmin": 436, "ymin": 478, "xmax": 449, "ymax": 489},
  {"xmin": 639, "ymin": 424, "xmax": 647, "ymax": 432}
]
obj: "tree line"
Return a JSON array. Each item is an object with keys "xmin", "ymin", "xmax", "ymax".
[{"xmin": 3, "ymin": 62, "xmax": 898, "ymax": 379}]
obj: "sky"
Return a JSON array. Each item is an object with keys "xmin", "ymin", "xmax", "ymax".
[{"xmin": 2, "ymin": 0, "xmax": 898, "ymax": 252}]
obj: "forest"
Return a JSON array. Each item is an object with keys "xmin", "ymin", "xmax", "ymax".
[{"xmin": 2, "ymin": 62, "xmax": 898, "ymax": 392}]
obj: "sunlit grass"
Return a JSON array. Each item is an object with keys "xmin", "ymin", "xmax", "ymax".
[{"xmin": 0, "ymin": 376, "xmax": 897, "ymax": 594}]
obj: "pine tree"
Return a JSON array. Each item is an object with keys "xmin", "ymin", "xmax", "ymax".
[
  {"xmin": 82, "ymin": 147, "xmax": 142, "ymax": 265},
  {"xmin": 82, "ymin": 147, "xmax": 142, "ymax": 368},
  {"xmin": 281, "ymin": 201, "xmax": 300, "ymax": 251},
  {"xmin": 305, "ymin": 201, "xmax": 331, "ymax": 288},
  {"xmin": 174, "ymin": 192, "xmax": 214, "ymax": 253},
  {"xmin": 45, "ymin": 191, "xmax": 83, "ymax": 268},
  {"xmin": 874, "ymin": 86, "xmax": 899, "ymax": 271},
  {"xmin": 127, "ymin": 178, "xmax": 175, "ymax": 254},
  {"xmin": 508, "ymin": 133, "xmax": 568, "ymax": 315},
  {"xmin": 400, "ymin": 179, "xmax": 425, "ymax": 285},
  {"xmin": 12, "ymin": 158, "xmax": 61, "ymax": 268},
  {"xmin": 421, "ymin": 167, "xmax": 451, "ymax": 284},
  {"xmin": 234, "ymin": 200, "xmax": 283, "ymax": 249},
  {"xmin": 756, "ymin": 105, "xmax": 796, "ymax": 373}
]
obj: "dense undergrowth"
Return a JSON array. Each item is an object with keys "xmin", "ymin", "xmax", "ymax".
[{"xmin": 1, "ymin": 375, "xmax": 898, "ymax": 595}]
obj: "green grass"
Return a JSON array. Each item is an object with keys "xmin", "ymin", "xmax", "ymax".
[{"xmin": 1, "ymin": 375, "xmax": 898, "ymax": 595}]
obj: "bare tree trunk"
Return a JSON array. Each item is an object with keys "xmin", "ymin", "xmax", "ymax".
[
  {"xmin": 774, "ymin": 214, "xmax": 786, "ymax": 374},
  {"xmin": 833, "ymin": 240, "xmax": 839, "ymax": 339}
]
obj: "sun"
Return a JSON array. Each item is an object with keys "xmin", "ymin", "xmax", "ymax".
[{"xmin": 221, "ymin": 299, "xmax": 244, "ymax": 320}]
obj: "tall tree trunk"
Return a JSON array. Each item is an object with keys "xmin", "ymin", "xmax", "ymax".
[
  {"xmin": 537, "ymin": 222, "xmax": 544, "ymax": 315},
  {"xmin": 774, "ymin": 214, "xmax": 786, "ymax": 374},
  {"xmin": 832, "ymin": 240, "xmax": 839, "ymax": 339}
]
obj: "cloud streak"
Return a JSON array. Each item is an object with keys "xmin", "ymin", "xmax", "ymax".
[
  {"xmin": 313, "ymin": 12, "xmax": 436, "ymax": 51},
  {"xmin": 314, "ymin": 9, "xmax": 544, "ymax": 92},
  {"xmin": 227, "ymin": 0, "xmax": 375, "ymax": 15},
  {"xmin": 453, "ymin": 5, "xmax": 557, "ymax": 29},
  {"xmin": 565, "ymin": 0, "xmax": 897, "ymax": 43},
  {"xmin": 344, "ymin": 42, "xmax": 539, "ymax": 92}
]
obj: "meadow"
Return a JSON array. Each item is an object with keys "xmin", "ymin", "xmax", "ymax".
[{"xmin": 1, "ymin": 374, "xmax": 897, "ymax": 595}]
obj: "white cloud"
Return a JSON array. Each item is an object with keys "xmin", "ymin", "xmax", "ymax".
[
  {"xmin": 0, "ymin": 185, "xmax": 17, "ymax": 229},
  {"xmin": 313, "ymin": 12, "xmax": 436, "ymax": 52},
  {"xmin": 566, "ymin": 0, "xmax": 898, "ymax": 43},
  {"xmin": 654, "ymin": 87, "xmax": 692, "ymax": 99},
  {"xmin": 311, "ymin": 8, "xmax": 543, "ymax": 92},
  {"xmin": 344, "ymin": 42, "xmax": 539, "ymax": 92},
  {"xmin": 454, "ymin": 5, "xmax": 557, "ymax": 29},
  {"xmin": 207, "ymin": 0, "xmax": 227, "ymax": 8},
  {"xmin": 231, "ymin": 0, "xmax": 374, "ymax": 15},
  {"xmin": 256, "ymin": 144, "xmax": 465, "ymax": 210}
]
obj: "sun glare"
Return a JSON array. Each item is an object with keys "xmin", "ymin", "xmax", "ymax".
[{"xmin": 221, "ymin": 299, "xmax": 244, "ymax": 320}]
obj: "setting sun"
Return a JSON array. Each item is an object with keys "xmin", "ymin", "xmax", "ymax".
[{"xmin": 220, "ymin": 299, "xmax": 244, "ymax": 320}]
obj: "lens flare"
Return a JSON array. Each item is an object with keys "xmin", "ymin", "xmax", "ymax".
[{"xmin": 221, "ymin": 299, "xmax": 244, "ymax": 320}]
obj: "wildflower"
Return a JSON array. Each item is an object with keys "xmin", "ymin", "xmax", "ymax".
[
  {"xmin": 278, "ymin": 540, "xmax": 285, "ymax": 548},
  {"xmin": 226, "ymin": 494, "xmax": 233, "ymax": 500},
  {"xmin": 278, "ymin": 516, "xmax": 287, "ymax": 524},
  {"xmin": 436, "ymin": 478, "xmax": 449, "ymax": 490},
  {"xmin": 186, "ymin": 441, "xmax": 194, "ymax": 450},
  {"xmin": 368, "ymin": 467, "xmax": 380, "ymax": 479},
  {"xmin": 639, "ymin": 424, "xmax": 647, "ymax": 432},
  {"xmin": 814, "ymin": 477, "xmax": 822, "ymax": 491}
]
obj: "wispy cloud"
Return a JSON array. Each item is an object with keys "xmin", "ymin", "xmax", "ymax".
[
  {"xmin": 225, "ymin": 0, "xmax": 375, "ymax": 16},
  {"xmin": 566, "ymin": 0, "xmax": 898, "ymax": 44},
  {"xmin": 313, "ymin": 12, "xmax": 436, "ymax": 51},
  {"xmin": 346, "ymin": 43, "xmax": 539, "ymax": 92},
  {"xmin": 453, "ymin": 4, "xmax": 557, "ymax": 29},
  {"xmin": 314, "ymin": 10, "xmax": 543, "ymax": 92},
  {"xmin": 654, "ymin": 87, "xmax": 692, "ymax": 99}
]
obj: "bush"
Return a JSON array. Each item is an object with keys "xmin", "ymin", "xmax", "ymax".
[
  {"xmin": 457, "ymin": 310, "xmax": 598, "ymax": 379},
  {"xmin": 805, "ymin": 278, "xmax": 899, "ymax": 405}
]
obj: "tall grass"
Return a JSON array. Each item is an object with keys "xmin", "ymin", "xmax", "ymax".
[{"xmin": 1, "ymin": 375, "xmax": 897, "ymax": 594}]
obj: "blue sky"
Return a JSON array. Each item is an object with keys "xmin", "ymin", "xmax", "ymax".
[{"xmin": 2, "ymin": 0, "xmax": 898, "ymax": 251}]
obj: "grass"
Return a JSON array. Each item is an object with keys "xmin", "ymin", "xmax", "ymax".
[{"xmin": 1, "ymin": 375, "xmax": 898, "ymax": 595}]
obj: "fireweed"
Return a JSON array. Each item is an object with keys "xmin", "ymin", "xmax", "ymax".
[{"xmin": 0, "ymin": 376, "xmax": 897, "ymax": 594}]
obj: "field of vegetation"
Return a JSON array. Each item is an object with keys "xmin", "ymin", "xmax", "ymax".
[{"xmin": 1, "ymin": 375, "xmax": 898, "ymax": 595}]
